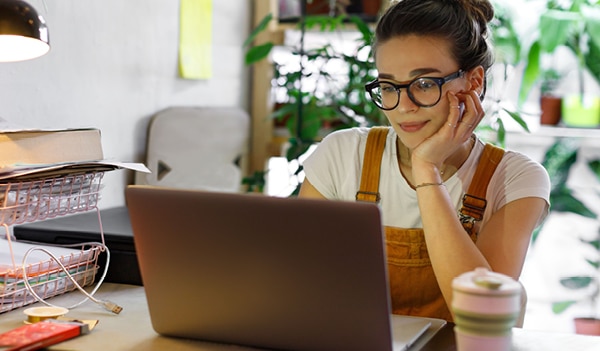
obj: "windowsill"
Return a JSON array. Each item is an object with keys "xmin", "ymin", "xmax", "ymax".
[{"xmin": 532, "ymin": 125, "xmax": 600, "ymax": 138}]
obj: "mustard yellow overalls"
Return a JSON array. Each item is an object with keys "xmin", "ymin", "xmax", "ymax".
[{"xmin": 355, "ymin": 127, "xmax": 505, "ymax": 321}]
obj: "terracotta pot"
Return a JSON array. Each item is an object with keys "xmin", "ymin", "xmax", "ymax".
[
  {"xmin": 574, "ymin": 317, "xmax": 600, "ymax": 336},
  {"xmin": 306, "ymin": 0, "xmax": 330, "ymax": 15},
  {"xmin": 540, "ymin": 96, "xmax": 562, "ymax": 125},
  {"xmin": 360, "ymin": 0, "xmax": 383, "ymax": 16},
  {"xmin": 306, "ymin": 0, "xmax": 383, "ymax": 17}
]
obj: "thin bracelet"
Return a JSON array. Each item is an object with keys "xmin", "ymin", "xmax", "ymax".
[{"xmin": 414, "ymin": 182, "xmax": 445, "ymax": 189}]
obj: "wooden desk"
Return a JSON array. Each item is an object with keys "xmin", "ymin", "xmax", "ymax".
[{"xmin": 1, "ymin": 284, "xmax": 599, "ymax": 350}]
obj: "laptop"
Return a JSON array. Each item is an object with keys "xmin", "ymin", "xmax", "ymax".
[{"xmin": 125, "ymin": 185, "xmax": 445, "ymax": 351}]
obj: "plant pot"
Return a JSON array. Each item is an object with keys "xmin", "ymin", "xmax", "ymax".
[
  {"xmin": 561, "ymin": 95, "xmax": 600, "ymax": 128},
  {"xmin": 347, "ymin": 0, "xmax": 383, "ymax": 19},
  {"xmin": 305, "ymin": 0, "xmax": 329, "ymax": 15},
  {"xmin": 574, "ymin": 317, "xmax": 600, "ymax": 336},
  {"xmin": 540, "ymin": 96, "xmax": 562, "ymax": 125},
  {"xmin": 306, "ymin": 0, "xmax": 382, "ymax": 18}
]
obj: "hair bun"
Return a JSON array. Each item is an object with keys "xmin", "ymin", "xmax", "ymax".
[{"xmin": 462, "ymin": 0, "xmax": 494, "ymax": 24}]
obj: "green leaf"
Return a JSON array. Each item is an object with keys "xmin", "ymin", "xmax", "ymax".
[
  {"xmin": 285, "ymin": 139, "xmax": 312, "ymax": 161},
  {"xmin": 245, "ymin": 42, "xmax": 274, "ymax": 65},
  {"xmin": 539, "ymin": 10, "xmax": 580, "ymax": 53},
  {"xmin": 243, "ymin": 13, "xmax": 273, "ymax": 48},
  {"xmin": 585, "ymin": 258, "xmax": 600, "ymax": 269},
  {"xmin": 560, "ymin": 276, "xmax": 594, "ymax": 289},
  {"xmin": 270, "ymin": 103, "xmax": 297, "ymax": 122},
  {"xmin": 241, "ymin": 171, "xmax": 267, "ymax": 193},
  {"xmin": 550, "ymin": 188, "xmax": 597, "ymax": 218},
  {"xmin": 518, "ymin": 41, "xmax": 541, "ymax": 106},
  {"xmin": 502, "ymin": 108, "xmax": 530, "ymax": 132},
  {"xmin": 348, "ymin": 15, "xmax": 373, "ymax": 45},
  {"xmin": 589, "ymin": 160, "xmax": 600, "ymax": 181},
  {"xmin": 583, "ymin": 4, "xmax": 600, "ymax": 50},
  {"xmin": 496, "ymin": 118, "xmax": 506, "ymax": 147},
  {"xmin": 285, "ymin": 101, "xmax": 325, "ymax": 141},
  {"xmin": 303, "ymin": 15, "xmax": 346, "ymax": 32},
  {"xmin": 552, "ymin": 300, "xmax": 577, "ymax": 314},
  {"xmin": 585, "ymin": 37, "xmax": 600, "ymax": 87},
  {"xmin": 542, "ymin": 138, "xmax": 578, "ymax": 190}
]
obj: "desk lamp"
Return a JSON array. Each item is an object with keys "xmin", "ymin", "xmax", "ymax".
[{"xmin": 0, "ymin": 0, "xmax": 49, "ymax": 62}]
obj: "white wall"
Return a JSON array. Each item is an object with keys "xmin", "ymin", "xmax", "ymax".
[{"xmin": 0, "ymin": 0, "xmax": 251, "ymax": 208}]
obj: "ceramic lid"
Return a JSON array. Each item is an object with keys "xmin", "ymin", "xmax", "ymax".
[{"xmin": 452, "ymin": 267, "xmax": 521, "ymax": 295}]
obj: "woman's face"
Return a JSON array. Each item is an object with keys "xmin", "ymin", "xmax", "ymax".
[{"xmin": 374, "ymin": 35, "xmax": 470, "ymax": 149}]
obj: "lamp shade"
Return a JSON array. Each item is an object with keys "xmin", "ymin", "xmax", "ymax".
[{"xmin": 0, "ymin": 0, "xmax": 49, "ymax": 62}]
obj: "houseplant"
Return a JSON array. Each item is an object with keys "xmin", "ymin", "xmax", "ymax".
[
  {"xmin": 534, "ymin": 138, "xmax": 600, "ymax": 335},
  {"xmin": 244, "ymin": 9, "xmax": 385, "ymax": 194},
  {"xmin": 518, "ymin": 0, "xmax": 600, "ymax": 127}
]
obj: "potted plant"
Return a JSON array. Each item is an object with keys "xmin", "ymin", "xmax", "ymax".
[
  {"xmin": 519, "ymin": 0, "xmax": 600, "ymax": 127},
  {"xmin": 305, "ymin": 0, "xmax": 383, "ymax": 20},
  {"xmin": 540, "ymin": 69, "xmax": 563, "ymax": 125},
  {"xmin": 244, "ymin": 7, "xmax": 386, "ymax": 194},
  {"xmin": 534, "ymin": 138, "xmax": 600, "ymax": 335}
]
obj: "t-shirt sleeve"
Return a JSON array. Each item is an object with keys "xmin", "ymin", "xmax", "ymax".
[
  {"xmin": 489, "ymin": 151, "xmax": 551, "ymax": 225},
  {"xmin": 302, "ymin": 129, "xmax": 363, "ymax": 200}
]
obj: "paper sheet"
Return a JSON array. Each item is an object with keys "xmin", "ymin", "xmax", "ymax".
[{"xmin": 179, "ymin": 0, "xmax": 213, "ymax": 79}]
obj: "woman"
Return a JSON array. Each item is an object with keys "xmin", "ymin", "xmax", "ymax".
[{"xmin": 299, "ymin": 0, "xmax": 550, "ymax": 322}]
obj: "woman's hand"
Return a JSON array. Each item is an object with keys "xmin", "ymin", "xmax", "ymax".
[{"xmin": 410, "ymin": 90, "xmax": 484, "ymax": 174}]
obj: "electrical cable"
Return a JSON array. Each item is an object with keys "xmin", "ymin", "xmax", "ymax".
[{"xmin": 21, "ymin": 242, "xmax": 122, "ymax": 314}]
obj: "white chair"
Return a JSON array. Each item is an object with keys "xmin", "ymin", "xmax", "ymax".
[{"xmin": 135, "ymin": 107, "xmax": 249, "ymax": 192}]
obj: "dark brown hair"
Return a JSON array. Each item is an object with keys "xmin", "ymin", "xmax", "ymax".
[{"xmin": 374, "ymin": 0, "xmax": 495, "ymax": 98}]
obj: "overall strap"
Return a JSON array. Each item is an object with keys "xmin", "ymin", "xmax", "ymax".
[
  {"xmin": 460, "ymin": 143, "xmax": 505, "ymax": 238},
  {"xmin": 356, "ymin": 127, "xmax": 389, "ymax": 203}
]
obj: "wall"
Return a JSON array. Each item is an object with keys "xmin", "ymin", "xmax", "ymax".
[{"xmin": 0, "ymin": 0, "xmax": 251, "ymax": 208}]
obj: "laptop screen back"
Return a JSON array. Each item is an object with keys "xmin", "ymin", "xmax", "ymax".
[{"xmin": 126, "ymin": 185, "xmax": 394, "ymax": 351}]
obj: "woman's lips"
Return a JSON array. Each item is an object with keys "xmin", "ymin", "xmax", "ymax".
[{"xmin": 399, "ymin": 121, "xmax": 428, "ymax": 133}]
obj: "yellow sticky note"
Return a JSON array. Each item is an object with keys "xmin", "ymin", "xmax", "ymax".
[{"xmin": 179, "ymin": 0, "xmax": 212, "ymax": 79}]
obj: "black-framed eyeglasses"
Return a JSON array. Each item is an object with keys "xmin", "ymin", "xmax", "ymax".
[{"xmin": 365, "ymin": 70, "xmax": 464, "ymax": 110}]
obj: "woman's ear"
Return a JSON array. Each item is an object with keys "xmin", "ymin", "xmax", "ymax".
[{"xmin": 467, "ymin": 66, "xmax": 485, "ymax": 96}]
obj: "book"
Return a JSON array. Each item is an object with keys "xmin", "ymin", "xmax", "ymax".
[
  {"xmin": 0, "ymin": 129, "xmax": 103, "ymax": 168},
  {"xmin": 0, "ymin": 319, "xmax": 90, "ymax": 351}
]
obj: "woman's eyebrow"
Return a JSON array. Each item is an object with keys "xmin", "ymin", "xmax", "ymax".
[
  {"xmin": 409, "ymin": 68, "xmax": 441, "ymax": 76},
  {"xmin": 377, "ymin": 68, "xmax": 443, "ymax": 81}
]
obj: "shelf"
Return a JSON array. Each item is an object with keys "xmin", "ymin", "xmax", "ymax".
[
  {"xmin": 533, "ymin": 125, "xmax": 600, "ymax": 138},
  {"xmin": 507, "ymin": 125, "xmax": 600, "ymax": 148}
]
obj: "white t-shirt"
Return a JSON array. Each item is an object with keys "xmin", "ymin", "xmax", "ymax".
[{"xmin": 303, "ymin": 127, "xmax": 550, "ymax": 229}]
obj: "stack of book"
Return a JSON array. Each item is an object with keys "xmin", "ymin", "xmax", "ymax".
[{"xmin": 0, "ymin": 128, "xmax": 147, "ymax": 181}]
